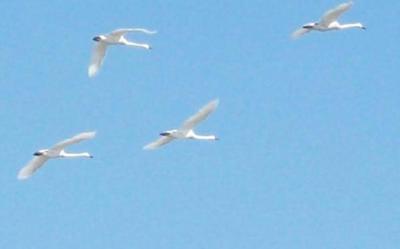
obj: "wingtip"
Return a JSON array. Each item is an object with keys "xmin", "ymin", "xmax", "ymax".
[
  {"xmin": 291, "ymin": 33, "xmax": 300, "ymax": 40},
  {"xmin": 88, "ymin": 67, "xmax": 98, "ymax": 78},
  {"xmin": 76, "ymin": 131, "xmax": 96, "ymax": 140},
  {"xmin": 143, "ymin": 29, "xmax": 157, "ymax": 34},
  {"xmin": 143, "ymin": 145, "xmax": 155, "ymax": 150},
  {"xmin": 291, "ymin": 28, "xmax": 308, "ymax": 39},
  {"xmin": 86, "ymin": 131, "xmax": 97, "ymax": 138},
  {"xmin": 17, "ymin": 173, "xmax": 30, "ymax": 181},
  {"xmin": 342, "ymin": 1, "xmax": 354, "ymax": 8},
  {"xmin": 211, "ymin": 98, "xmax": 220, "ymax": 106}
]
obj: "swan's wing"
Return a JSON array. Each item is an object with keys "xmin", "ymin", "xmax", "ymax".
[
  {"xmin": 143, "ymin": 136, "xmax": 175, "ymax": 150},
  {"xmin": 88, "ymin": 42, "xmax": 107, "ymax": 77},
  {"xmin": 291, "ymin": 28, "xmax": 311, "ymax": 39},
  {"xmin": 320, "ymin": 2, "xmax": 353, "ymax": 26},
  {"xmin": 109, "ymin": 28, "xmax": 157, "ymax": 39},
  {"xmin": 51, "ymin": 131, "xmax": 96, "ymax": 152},
  {"xmin": 180, "ymin": 99, "xmax": 219, "ymax": 131},
  {"xmin": 17, "ymin": 156, "xmax": 49, "ymax": 180}
]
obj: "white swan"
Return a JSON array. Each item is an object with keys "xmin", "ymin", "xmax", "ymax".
[
  {"xmin": 17, "ymin": 131, "xmax": 96, "ymax": 180},
  {"xmin": 144, "ymin": 99, "xmax": 219, "ymax": 150},
  {"xmin": 88, "ymin": 28, "xmax": 157, "ymax": 77},
  {"xmin": 292, "ymin": 2, "xmax": 365, "ymax": 39}
]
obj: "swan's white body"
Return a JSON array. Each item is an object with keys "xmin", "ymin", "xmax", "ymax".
[
  {"xmin": 292, "ymin": 2, "xmax": 365, "ymax": 39},
  {"xmin": 88, "ymin": 28, "xmax": 157, "ymax": 77},
  {"xmin": 144, "ymin": 99, "xmax": 219, "ymax": 150},
  {"xmin": 17, "ymin": 131, "xmax": 96, "ymax": 180}
]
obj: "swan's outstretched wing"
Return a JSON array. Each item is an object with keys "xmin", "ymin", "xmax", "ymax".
[
  {"xmin": 17, "ymin": 156, "xmax": 49, "ymax": 180},
  {"xmin": 320, "ymin": 2, "xmax": 353, "ymax": 26},
  {"xmin": 180, "ymin": 99, "xmax": 219, "ymax": 131},
  {"xmin": 88, "ymin": 43, "xmax": 107, "ymax": 77},
  {"xmin": 109, "ymin": 28, "xmax": 157, "ymax": 39},
  {"xmin": 291, "ymin": 28, "xmax": 311, "ymax": 39},
  {"xmin": 51, "ymin": 131, "xmax": 96, "ymax": 152},
  {"xmin": 143, "ymin": 136, "xmax": 175, "ymax": 150}
]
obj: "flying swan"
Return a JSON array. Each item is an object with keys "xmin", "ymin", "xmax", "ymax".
[
  {"xmin": 292, "ymin": 2, "xmax": 366, "ymax": 39},
  {"xmin": 17, "ymin": 131, "xmax": 96, "ymax": 180},
  {"xmin": 144, "ymin": 99, "xmax": 219, "ymax": 150},
  {"xmin": 88, "ymin": 28, "xmax": 157, "ymax": 77}
]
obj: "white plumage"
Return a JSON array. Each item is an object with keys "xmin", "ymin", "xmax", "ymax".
[
  {"xmin": 89, "ymin": 28, "xmax": 157, "ymax": 77},
  {"xmin": 292, "ymin": 2, "xmax": 365, "ymax": 39},
  {"xmin": 17, "ymin": 131, "xmax": 96, "ymax": 180},
  {"xmin": 144, "ymin": 99, "xmax": 219, "ymax": 150}
]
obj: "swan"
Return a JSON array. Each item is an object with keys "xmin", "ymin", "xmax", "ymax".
[
  {"xmin": 88, "ymin": 28, "xmax": 157, "ymax": 77},
  {"xmin": 17, "ymin": 131, "xmax": 96, "ymax": 180},
  {"xmin": 144, "ymin": 99, "xmax": 219, "ymax": 150},
  {"xmin": 292, "ymin": 2, "xmax": 366, "ymax": 39}
]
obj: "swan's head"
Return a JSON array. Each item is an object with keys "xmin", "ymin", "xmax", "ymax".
[
  {"xmin": 209, "ymin": 135, "xmax": 219, "ymax": 141},
  {"xmin": 33, "ymin": 149, "xmax": 48, "ymax": 156},
  {"xmin": 92, "ymin": 36, "xmax": 103, "ymax": 42},
  {"xmin": 302, "ymin": 22, "xmax": 317, "ymax": 29}
]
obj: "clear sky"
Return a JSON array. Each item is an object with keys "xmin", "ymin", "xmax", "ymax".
[{"xmin": 1, "ymin": 1, "xmax": 399, "ymax": 248}]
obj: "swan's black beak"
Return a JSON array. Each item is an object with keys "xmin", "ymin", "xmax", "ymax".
[
  {"xmin": 361, "ymin": 26, "xmax": 367, "ymax": 30},
  {"xmin": 93, "ymin": 36, "xmax": 101, "ymax": 42},
  {"xmin": 33, "ymin": 152, "xmax": 43, "ymax": 156},
  {"xmin": 89, "ymin": 155, "xmax": 94, "ymax": 158},
  {"xmin": 160, "ymin": 132, "xmax": 170, "ymax": 136}
]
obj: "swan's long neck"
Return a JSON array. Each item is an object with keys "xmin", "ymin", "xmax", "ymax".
[
  {"xmin": 123, "ymin": 40, "xmax": 151, "ymax": 49},
  {"xmin": 184, "ymin": 130, "xmax": 218, "ymax": 140},
  {"xmin": 194, "ymin": 135, "xmax": 217, "ymax": 140},
  {"xmin": 191, "ymin": 133, "xmax": 218, "ymax": 140},
  {"xmin": 339, "ymin": 23, "xmax": 364, "ymax": 30},
  {"xmin": 60, "ymin": 151, "xmax": 92, "ymax": 158}
]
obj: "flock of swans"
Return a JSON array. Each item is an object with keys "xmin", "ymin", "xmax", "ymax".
[
  {"xmin": 17, "ymin": 1, "xmax": 365, "ymax": 180},
  {"xmin": 18, "ymin": 99, "xmax": 219, "ymax": 180}
]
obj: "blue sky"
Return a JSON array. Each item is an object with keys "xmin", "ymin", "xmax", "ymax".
[{"xmin": 1, "ymin": 1, "xmax": 399, "ymax": 248}]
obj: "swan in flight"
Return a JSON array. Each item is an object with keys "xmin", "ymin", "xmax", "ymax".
[
  {"xmin": 17, "ymin": 131, "xmax": 96, "ymax": 180},
  {"xmin": 292, "ymin": 2, "xmax": 366, "ymax": 39},
  {"xmin": 144, "ymin": 99, "xmax": 219, "ymax": 150},
  {"xmin": 88, "ymin": 28, "xmax": 157, "ymax": 77}
]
